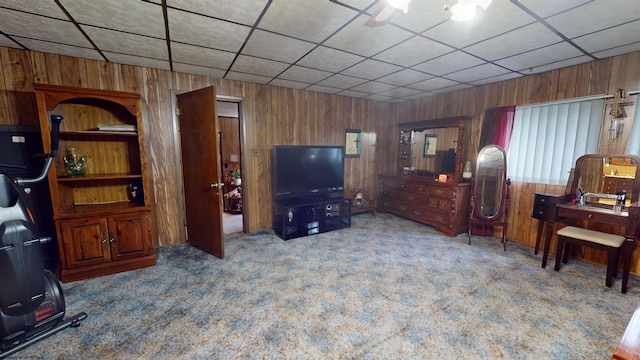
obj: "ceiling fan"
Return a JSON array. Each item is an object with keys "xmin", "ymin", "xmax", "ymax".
[
  {"xmin": 364, "ymin": 0, "xmax": 493, "ymax": 27},
  {"xmin": 365, "ymin": 0, "xmax": 410, "ymax": 27}
]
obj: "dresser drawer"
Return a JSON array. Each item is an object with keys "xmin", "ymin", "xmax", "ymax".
[
  {"xmin": 410, "ymin": 183, "xmax": 428, "ymax": 194},
  {"xmin": 401, "ymin": 192, "xmax": 427, "ymax": 205},
  {"xmin": 429, "ymin": 186, "xmax": 453, "ymax": 199}
]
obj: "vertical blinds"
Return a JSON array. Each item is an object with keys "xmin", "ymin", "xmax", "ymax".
[{"xmin": 507, "ymin": 99, "xmax": 604, "ymax": 185}]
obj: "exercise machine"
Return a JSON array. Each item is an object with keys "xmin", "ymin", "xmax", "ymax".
[{"xmin": 0, "ymin": 115, "xmax": 86, "ymax": 359}]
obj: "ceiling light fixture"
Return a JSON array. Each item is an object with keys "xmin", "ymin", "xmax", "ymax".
[
  {"xmin": 387, "ymin": 0, "xmax": 411, "ymax": 14},
  {"xmin": 450, "ymin": 0, "xmax": 492, "ymax": 21}
]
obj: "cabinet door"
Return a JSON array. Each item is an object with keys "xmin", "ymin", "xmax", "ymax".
[
  {"xmin": 107, "ymin": 212, "xmax": 151, "ymax": 261},
  {"xmin": 59, "ymin": 217, "xmax": 110, "ymax": 269}
]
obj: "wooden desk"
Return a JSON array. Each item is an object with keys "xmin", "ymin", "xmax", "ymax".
[
  {"xmin": 613, "ymin": 303, "xmax": 640, "ymax": 360},
  {"xmin": 545, "ymin": 202, "xmax": 638, "ymax": 293}
]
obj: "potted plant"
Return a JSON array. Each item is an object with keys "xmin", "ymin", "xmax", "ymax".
[{"xmin": 229, "ymin": 169, "xmax": 241, "ymax": 186}]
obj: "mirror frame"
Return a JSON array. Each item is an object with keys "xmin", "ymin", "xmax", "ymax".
[
  {"xmin": 397, "ymin": 116, "xmax": 471, "ymax": 180},
  {"xmin": 472, "ymin": 145, "xmax": 508, "ymax": 221},
  {"xmin": 570, "ymin": 153, "xmax": 640, "ymax": 204}
]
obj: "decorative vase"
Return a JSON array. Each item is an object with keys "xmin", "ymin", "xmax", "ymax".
[
  {"xmin": 234, "ymin": 178, "xmax": 242, "ymax": 186},
  {"xmin": 63, "ymin": 147, "xmax": 88, "ymax": 177}
]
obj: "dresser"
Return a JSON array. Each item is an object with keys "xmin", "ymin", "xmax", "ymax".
[{"xmin": 378, "ymin": 174, "xmax": 470, "ymax": 236}]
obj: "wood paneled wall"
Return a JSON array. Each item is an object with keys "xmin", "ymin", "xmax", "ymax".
[
  {"xmin": 0, "ymin": 46, "xmax": 394, "ymax": 248},
  {"xmin": 3, "ymin": 45, "xmax": 640, "ymax": 273}
]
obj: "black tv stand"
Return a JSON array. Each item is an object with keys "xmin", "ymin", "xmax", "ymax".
[{"xmin": 272, "ymin": 196, "xmax": 352, "ymax": 240}]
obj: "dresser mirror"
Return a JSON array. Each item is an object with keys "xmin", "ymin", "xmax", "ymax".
[
  {"xmin": 397, "ymin": 116, "xmax": 471, "ymax": 180},
  {"xmin": 572, "ymin": 154, "xmax": 640, "ymax": 206},
  {"xmin": 411, "ymin": 127, "xmax": 459, "ymax": 174}
]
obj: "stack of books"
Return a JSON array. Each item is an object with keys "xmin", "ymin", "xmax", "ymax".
[{"xmin": 97, "ymin": 124, "xmax": 136, "ymax": 132}]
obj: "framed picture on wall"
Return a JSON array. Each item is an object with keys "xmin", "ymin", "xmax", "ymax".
[
  {"xmin": 424, "ymin": 134, "xmax": 437, "ymax": 157},
  {"xmin": 345, "ymin": 129, "xmax": 361, "ymax": 158}
]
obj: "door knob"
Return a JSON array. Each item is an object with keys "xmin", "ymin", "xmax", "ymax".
[{"xmin": 210, "ymin": 182, "xmax": 224, "ymax": 188}]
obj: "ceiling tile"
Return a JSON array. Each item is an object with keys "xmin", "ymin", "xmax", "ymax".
[
  {"xmin": 0, "ymin": 0, "xmax": 67, "ymax": 19},
  {"xmin": 336, "ymin": 89, "xmax": 369, "ymax": 98},
  {"xmin": 225, "ymin": 71, "xmax": 271, "ymax": 84},
  {"xmin": 172, "ymin": 63, "xmax": 226, "ymax": 78},
  {"xmin": 444, "ymin": 63, "xmax": 510, "ymax": 83},
  {"xmin": 464, "ymin": 22, "xmax": 563, "ymax": 61},
  {"xmin": 339, "ymin": 0, "xmax": 377, "ymax": 11},
  {"xmin": 269, "ymin": 78, "xmax": 310, "ymax": 90},
  {"xmin": 546, "ymin": 0, "xmax": 640, "ymax": 38},
  {"xmin": 259, "ymin": 0, "xmax": 358, "ymax": 43},
  {"xmin": 60, "ymin": 0, "xmax": 165, "ymax": 38},
  {"xmin": 241, "ymin": 30, "xmax": 316, "ymax": 63},
  {"xmin": 229, "ymin": 55, "xmax": 289, "ymax": 77},
  {"xmin": 517, "ymin": 0, "xmax": 591, "ymax": 18},
  {"xmin": 495, "ymin": 42, "xmax": 585, "ymax": 72},
  {"xmin": 168, "ymin": 8, "xmax": 250, "ymax": 52},
  {"xmin": 16, "ymin": 37, "xmax": 103, "ymax": 61},
  {"xmin": 469, "ymin": 72, "xmax": 523, "ymax": 86},
  {"xmin": 411, "ymin": 51, "xmax": 485, "ymax": 76},
  {"xmin": 572, "ymin": 20, "xmax": 640, "ymax": 54},
  {"xmin": 83, "ymin": 27, "xmax": 168, "ymax": 60},
  {"xmin": 350, "ymin": 81, "xmax": 397, "ymax": 94},
  {"xmin": 167, "ymin": 0, "xmax": 269, "ymax": 26},
  {"xmin": 104, "ymin": 52, "xmax": 171, "ymax": 71},
  {"xmin": 0, "ymin": 9, "xmax": 91, "ymax": 47},
  {"xmin": 305, "ymin": 84, "xmax": 342, "ymax": 94},
  {"xmin": 377, "ymin": 69, "xmax": 433, "ymax": 86},
  {"xmin": 278, "ymin": 65, "xmax": 333, "ymax": 84},
  {"xmin": 408, "ymin": 77, "xmax": 460, "ymax": 92},
  {"xmin": 363, "ymin": 94, "xmax": 394, "ymax": 101},
  {"xmin": 594, "ymin": 42, "xmax": 640, "ymax": 60},
  {"xmin": 525, "ymin": 55, "xmax": 592, "ymax": 74},
  {"xmin": 340, "ymin": 59, "xmax": 403, "ymax": 80},
  {"xmin": 423, "ymin": 0, "xmax": 535, "ymax": 49},
  {"xmin": 317, "ymin": 74, "xmax": 368, "ymax": 89},
  {"xmin": 171, "ymin": 42, "xmax": 235, "ymax": 69},
  {"xmin": 374, "ymin": 35, "xmax": 455, "ymax": 67},
  {"xmin": 431, "ymin": 84, "xmax": 474, "ymax": 94},
  {"xmin": 323, "ymin": 14, "xmax": 413, "ymax": 57},
  {"xmin": 0, "ymin": 36, "xmax": 19, "ymax": 48},
  {"xmin": 296, "ymin": 46, "xmax": 365, "ymax": 73},
  {"xmin": 377, "ymin": 87, "xmax": 423, "ymax": 98}
]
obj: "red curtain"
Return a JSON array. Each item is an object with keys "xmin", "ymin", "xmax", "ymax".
[{"xmin": 472, "ymin": 105, "xmax": 515, "ymax": 236}]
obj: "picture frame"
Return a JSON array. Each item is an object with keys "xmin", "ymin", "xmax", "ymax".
[
  {"xmin": 424, "ymin": 134, "xmax": 437, "ymax": 157},
  {"xmin": 345, "ymin": 129, "xmax": 361, "ymax": 158}
]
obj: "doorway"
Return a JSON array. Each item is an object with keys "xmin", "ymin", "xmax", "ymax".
[
  {"xmin": 172, "ymin": 91, "xmax": 247, "ymax": 252},
  {"xmin": 218, "ymin": 100, "xmax": 244, "ymax": 234}
]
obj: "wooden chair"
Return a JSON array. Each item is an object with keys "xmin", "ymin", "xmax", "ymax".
[{"xmin": 554, "ymin": 226, "xmax": 630, "ymax": 293}]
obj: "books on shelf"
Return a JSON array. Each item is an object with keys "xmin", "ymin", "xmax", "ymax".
[{"xmin": 97, "ymin": 124, "xmax": 136, "ymax": 132}]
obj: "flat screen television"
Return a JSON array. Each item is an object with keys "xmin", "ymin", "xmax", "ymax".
[{"xmin": 272, "ymin": 145, "xmax": 345, "ymax": 200}]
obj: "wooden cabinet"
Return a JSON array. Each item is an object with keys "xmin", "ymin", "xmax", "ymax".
[
  {"xmin": 35, "ymin": 84, "xmax": 155, "ymax": 282},
  {"xmin": 378, "ymin": 174, "xmax": 470, "ymax": 236},
  {"xmin": 602, "ymin": 176, "xmax": 634, "ymax": 194}
]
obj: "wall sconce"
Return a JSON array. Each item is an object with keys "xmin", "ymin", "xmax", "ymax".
[
  {"xmin": 230, "ymin": 154, "xmax": 239, "ymax": 163},
  {"xmin": 605, "ymin": 89, "xmax": 634, "ymax": 141}
]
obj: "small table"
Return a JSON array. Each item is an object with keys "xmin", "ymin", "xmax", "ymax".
[
  {"xmin": 351, "ymin": 203, "xmax": 376, "ymax": 216},
  {"xmin": 532, "ymin": 192, "xmax": 568, "ymax": 268},
  {"xmin": 613, "ymin": 303, "xmax": 640, "ymax": 359}
]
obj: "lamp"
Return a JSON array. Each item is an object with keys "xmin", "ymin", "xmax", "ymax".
[
  {"xmin": 387, "ymin": 0, "xmax": 411, "ymax": 13},
  {"xmin": 450, "ymin": 0, "xmax": 492, "ymax": 21}
]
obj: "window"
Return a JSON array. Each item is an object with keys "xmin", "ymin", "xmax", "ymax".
[{"xmin": 506, "ymin": 98, "xmax": 604, "ymax": 185}]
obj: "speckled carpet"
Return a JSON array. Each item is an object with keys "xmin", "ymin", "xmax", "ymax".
[{"xmin": 12, "ymin": 214, "xmax": 639, "ymax": 359}]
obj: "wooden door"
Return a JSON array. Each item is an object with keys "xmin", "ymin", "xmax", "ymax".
[
  {"xmin": 58, "ymin": 217, "xmax": 110, "ymax": 269},
  {"xmin": 108, "ymin": 212, "xmax": 151, "ymax": 261},
  {"xmin": 177, "ymin": 87, "xmax": 224, "ymax": 258}
]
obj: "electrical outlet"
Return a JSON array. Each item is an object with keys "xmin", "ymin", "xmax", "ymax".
[{"xmin": 251, "ymin": 148, "xmax": 262, "ymax": 156}]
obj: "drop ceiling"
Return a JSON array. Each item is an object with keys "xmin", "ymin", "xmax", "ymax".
[{"xmin": 1, "ymin": 0, "xmax": 639, "ymax": 102}]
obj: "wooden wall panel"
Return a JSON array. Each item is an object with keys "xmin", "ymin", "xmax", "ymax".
[{"xmin": 3, "ymin": 46, "xmax": 640, "ymax": 274}]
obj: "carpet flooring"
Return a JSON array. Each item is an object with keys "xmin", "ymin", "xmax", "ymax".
[{"xmin": 11, "ymin": 213, "xmax": 639, "ymax": 359}]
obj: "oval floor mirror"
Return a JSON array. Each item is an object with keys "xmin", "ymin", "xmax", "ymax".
[{"xmin": 468, "ymin": 145, "xmax": 511, "ymax": 250}]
